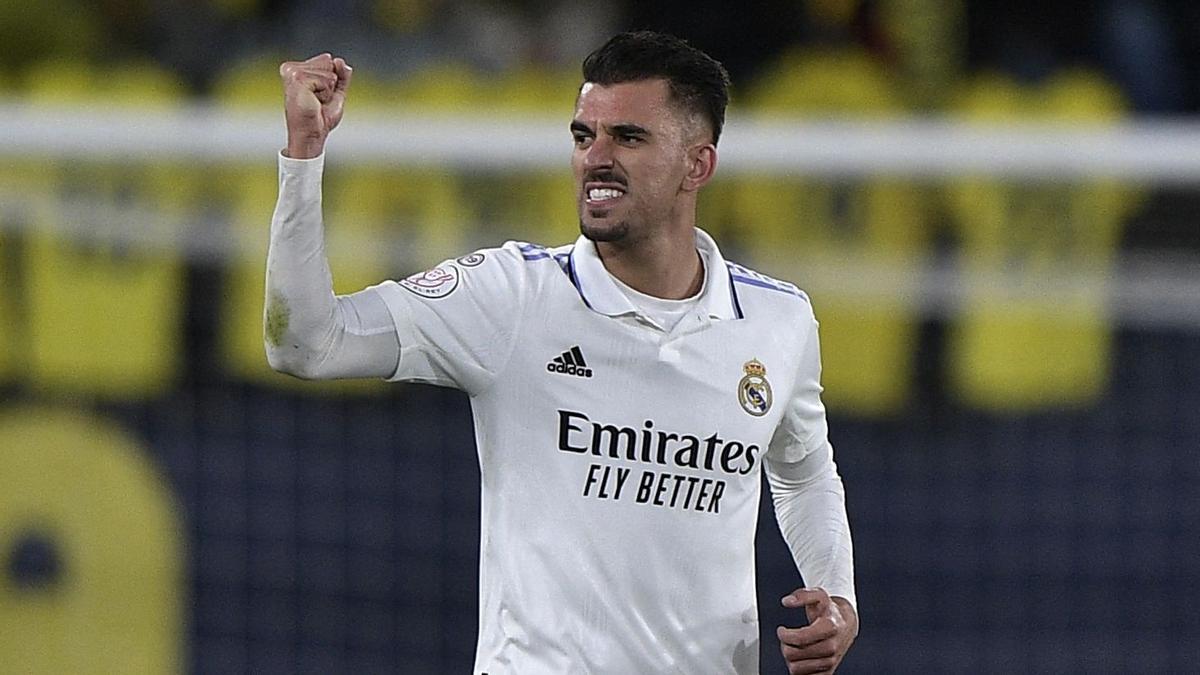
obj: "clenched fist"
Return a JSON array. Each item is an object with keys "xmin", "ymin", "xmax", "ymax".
[{"xmin": 279, "ymin": 53, "xmax": 353, "ymax": 159}]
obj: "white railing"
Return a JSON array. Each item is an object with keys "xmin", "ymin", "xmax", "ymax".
[
  {"xmin": 3, "ymin": 103, "xmax": 1199, "ymax": 329},
  {"xmin": 5, "ymin": 103, "xmax": 1200, "ymax": 181}
]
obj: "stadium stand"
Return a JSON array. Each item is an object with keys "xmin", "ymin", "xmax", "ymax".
[
  {"xmin": 482, "ymin": 65, "xmax": 584, "ymax": 245},
  {"xmin": 944, "ymin": 69, "xmax": 1138, "ymax": 409},
  {"xmin": 1, "ymin": 8, "xmax": 1199, "ymax": 672},
  {"xmin": 725, "ymin": 47, "xmax": 930, "ymax": 415},
  {"xmin": 20, "ymin": 59, "xmax": 190, "ymax": 399}
]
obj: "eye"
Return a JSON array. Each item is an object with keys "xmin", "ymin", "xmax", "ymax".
[
  {"xmin": 618, "ymin": 134, "xmax": 644, "ymax": 145},
  {"xmin": 572, "ymin": 133, "xmax": 592, "ymax": 147}
]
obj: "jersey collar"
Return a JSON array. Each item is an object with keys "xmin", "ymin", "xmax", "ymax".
[{"xmin": 566, "ymin": 228, "xmax": 743, "ymax": 321}]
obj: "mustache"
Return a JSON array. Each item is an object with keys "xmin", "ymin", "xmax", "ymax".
[{"xmin": 583, "ymin": 170, "xmax": 627, "ymax": 186}]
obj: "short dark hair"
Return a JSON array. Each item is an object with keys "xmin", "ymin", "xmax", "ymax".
[{"xmin": 581, "ymin": 31, "xmax": 731, "ymax": 145}]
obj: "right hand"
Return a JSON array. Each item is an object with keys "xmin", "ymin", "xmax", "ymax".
[{"xmin": 279, "ymin": 53, "xmax": 353, "ymax": 159}]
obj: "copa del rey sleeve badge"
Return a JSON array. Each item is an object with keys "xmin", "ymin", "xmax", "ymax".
[
  {"xmin": 738, "ymin": 359, "xmax": 772, "ymax": 417},
  {"xmin": 399, "ymin": 264, "xmax": 460, "ymax": 299}
]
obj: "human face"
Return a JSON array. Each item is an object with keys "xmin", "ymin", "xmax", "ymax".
[{"xmin": 570, "ymin": 79, "xmax": 699, "ymax": 245}]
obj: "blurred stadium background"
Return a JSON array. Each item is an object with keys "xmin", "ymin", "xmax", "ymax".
[{"xmin": 2, "ymin": 0, "xmax": 1199, "ymax": 673}]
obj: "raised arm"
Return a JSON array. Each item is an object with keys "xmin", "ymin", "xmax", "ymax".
[{"xmin": 264, "ymin": 54, "xmax": 400, "ymax": 380}]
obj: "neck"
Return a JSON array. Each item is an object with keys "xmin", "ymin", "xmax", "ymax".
[{"xmin": 595, "ymin": 228, "xmax": 704, "ymax": 300}]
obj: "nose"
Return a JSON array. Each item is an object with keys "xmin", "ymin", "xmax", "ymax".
[{"xmin": 583, "ymin": 135, "xmax": 614, "ymax": 171}]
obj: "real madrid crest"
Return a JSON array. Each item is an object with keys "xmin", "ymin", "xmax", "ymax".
[{"xmin": 738, "ymin": 358, "xmax": 772, "ymax": 417}]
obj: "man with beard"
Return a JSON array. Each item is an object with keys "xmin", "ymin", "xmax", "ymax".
[{"xmin": 265, "ymin": 31, "xmax": 857, "ymax": 674}]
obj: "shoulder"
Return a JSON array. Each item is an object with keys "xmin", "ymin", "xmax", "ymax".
[
  {"xmin": 724, "ymin": 259, "xmax": 815, "ymax": 323},
  {"xmin": 405, "ymin": 241, "xmax": 575, "ymax": 299},
  {"xmin": 482, "ymin": 241, "xmax": 578, "ymax": 289},
  {"xmin": 421, "ymin": 240, "xmax": 574, "ymax": 277},
  {"xmin": 376, "ymin": 240, "xmax": 564, "ymax": 301},
  {"xmin": 504, "ymin": 240, "xmax": 575, "ymax": 270}
]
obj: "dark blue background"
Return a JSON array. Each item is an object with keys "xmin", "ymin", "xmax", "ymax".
[{"xmin": 81, "ymin": 327, "xmax": 1199, "ymax": 674}]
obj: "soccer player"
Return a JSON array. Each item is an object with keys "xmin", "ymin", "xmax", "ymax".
[{"xmin": 266, "ymin": 31, "xmax": 858, "ymax": 674}]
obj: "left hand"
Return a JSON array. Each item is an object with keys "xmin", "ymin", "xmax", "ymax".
[{"xmin": 776, "ymin": 587, "xmax": 858, "ymax": 674}]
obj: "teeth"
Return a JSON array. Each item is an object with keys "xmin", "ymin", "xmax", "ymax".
[{"xmin": 588, "ymin": 188, "xmax": 624, "ymax": 201}]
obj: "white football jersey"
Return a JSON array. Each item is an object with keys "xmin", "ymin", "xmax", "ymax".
[{"xmin": 371, "ymin": 230, "xmax": 849, "ymax": 675}]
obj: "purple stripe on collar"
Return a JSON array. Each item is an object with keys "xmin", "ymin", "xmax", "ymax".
[
  {"xmin": 730, "ymin": 272, "xmax": 805, "ymax": 299},
  {"xmin": 565, "ymin": 248, "xmax": 593, "ymax": 309},
  {"xmin": 727, "ymin": 272, "xmax": 745, "ymax": 319}
]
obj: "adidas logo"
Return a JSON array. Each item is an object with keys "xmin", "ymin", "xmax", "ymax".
[{"xmin": 547, "ymin": 346, "xmax": 593, "ymax": 378}]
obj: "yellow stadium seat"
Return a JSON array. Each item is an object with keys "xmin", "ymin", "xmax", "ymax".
[
  {"xmin": 207, "ymin": 53, "xmax": 289, "ymax": 109},
  {"xmin": 327, "ymin": 163, "xmax": 471, "ymax": 265},
  {"xmin": 695, "ymin": 178, "xmax": 742, "ymax": 249},
  {"xmin": 0, "ymin": 153, "xmax": 48, "ymax": 382},
  {"xmin": 480, "ymin": 65, "xmax": 580, "ymax": 245},
  {"xmin": 493, "ymin": 65, "xmax": 582, "ymax": 115},
  {"xmin": 392, "ymin": 61, "xmax": 487, "ymax": 112},
  {"xmin": 875, "ymin": 0, "xmax": 966, "ymax": 109},
  {"xmin": 24, "ymin": 58, "xmax": 188, "ymax": 109},
  {"xmin": 944, "ymin": 70, "xmax": 1135, "ymax": 410},
  {"xmin": 21, "ymin": 59, "xmax": 189, "ymax": 398},
  {"xmin": 0, "ymin": 407, "xmax": 184, "ymax": 674},
  {"xmin": 747, "ymin": 48, "xmax": 904, "ymax": 118},
  {"xmin": 368, "ymin": 62, "xmax": 480, "ymax": 256},
  {"xmin": 723, "ymin": 48, "xmax": 928, "ymax": 416},
  {"xmin": 477, "ymin": 167, "xmax": 578, "ymax": 246},
  {"xmin": 359, "ymin": 61, "xmax": 479, "ymax": 256},
  {"xmin": 0, "ymin": 230, "xmax": 15, "ymax": 381}
]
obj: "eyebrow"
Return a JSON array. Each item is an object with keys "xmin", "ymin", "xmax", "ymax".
[
  {"xmin": 609, "ymin": 123, "xmax": 650, "ymax": 138},
  {"xmin": 570, "ymin": 121, "xmax": 652, "ymax": 137}
]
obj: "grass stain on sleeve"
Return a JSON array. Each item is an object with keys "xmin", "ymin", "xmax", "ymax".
[{"xmin": 264, "ymin": 292, "xmax": 291, "ymax": 348}]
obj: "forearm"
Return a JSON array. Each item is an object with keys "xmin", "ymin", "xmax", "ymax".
[
  {"xmin": 264, "ymin": 153, "xmax": 399, "ymax": 379},
  {"xmin": 766, "ymin": 453, "xmax": 857, "ymax": 612}
]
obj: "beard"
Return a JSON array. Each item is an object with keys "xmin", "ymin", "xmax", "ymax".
[{"xmin": 579, "ymin": 217, "xmax": 630, "ymax": 243}]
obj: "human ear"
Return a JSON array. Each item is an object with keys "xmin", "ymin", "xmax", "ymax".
[{"xmin": 682, "ymin": 144, "xmax": 717, "ymax": 192}]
